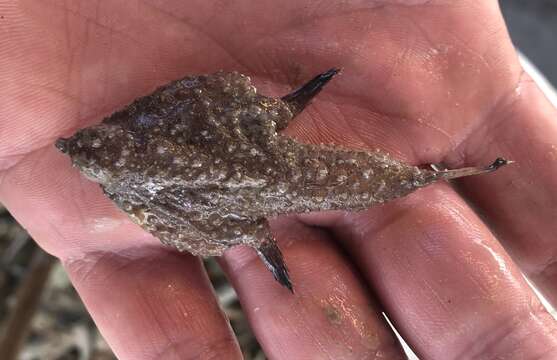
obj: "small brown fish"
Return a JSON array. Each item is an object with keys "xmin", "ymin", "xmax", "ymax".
[{"xmin": 55, "ymin": 69, "xmax": 511, "ymax": 292}]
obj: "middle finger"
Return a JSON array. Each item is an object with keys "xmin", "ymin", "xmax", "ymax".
[{"xmin": 221, "ymin": 217, "xmax": 406, "ymax": 359}]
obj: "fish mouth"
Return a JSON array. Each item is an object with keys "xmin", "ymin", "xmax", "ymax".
[{"xmin": 55, "ymin": 138, "xmax": 69, "ymax": 153}]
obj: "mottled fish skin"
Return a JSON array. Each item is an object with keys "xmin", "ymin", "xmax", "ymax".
[{"xmin": 55, "ymin": 69, "xmax": 511, "ymax": 291}]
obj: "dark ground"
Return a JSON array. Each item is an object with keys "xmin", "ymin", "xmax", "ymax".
[{"xmin": 0, "ymin": 1, "xmax": 555, "ymax": 359}]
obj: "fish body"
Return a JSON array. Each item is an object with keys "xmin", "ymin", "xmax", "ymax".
[{"xmin": 56, "ymin": 69, "xmax": 510, "ymax": 291}]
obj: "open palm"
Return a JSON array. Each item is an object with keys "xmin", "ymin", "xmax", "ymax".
[{"xmin": 2, "ymin": 0, "xmax": 557, "ymax": 358}]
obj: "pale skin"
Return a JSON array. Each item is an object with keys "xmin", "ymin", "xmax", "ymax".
[{"xmin": 1, "ymin": 0, "xmax": 557, "ymax": 359}]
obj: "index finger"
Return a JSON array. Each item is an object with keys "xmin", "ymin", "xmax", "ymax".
[{"xmin": 0, "ymin": 149, "xmax": 243, "ymax": 359}]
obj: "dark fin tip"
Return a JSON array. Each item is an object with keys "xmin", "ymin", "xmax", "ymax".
[
  {"xmin": 281, "ymin": 67, "xmax": 341, "ymax": 116},
  {"xmin": 319, "ymin": 67, "xmax": 341, "ymax": 80},
  {"xmin": 257, "ymin": 241, "xmax": 293, "ymax": 293},
  {"xmin": 488, "ymin": 157, "xmax": 514, "ymax": 171}
]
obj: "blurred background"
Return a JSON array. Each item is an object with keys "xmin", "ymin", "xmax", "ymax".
[
  {"xmin": 1, "ymin": 1, "xmax": 556, "ymax": 359},
  {"xmin": 501, "ymin": 0, "xmax": 557, "ymax": 85}
]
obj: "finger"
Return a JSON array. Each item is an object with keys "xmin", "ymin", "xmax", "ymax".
[
  {"xmin": 64, "ymin": 247, "xmax": 242, "ymax": 360},
  {"xmin": 221, "ymin": 217, "xmax": 406, "ymax": 359},
  {"xmin": 0, "ymin": 150, "xmax": 242, "ymax": 359},
  {"xmin": 445, "ymin": 72, "xmax": 557, "ymax": 303},
  {"xmin": 301, "ymin": 185, "xmax": 557, "ymax": 359},
  {"xmin": 0, "ymin": 147, "xmax": 158, "ymax": 257}
]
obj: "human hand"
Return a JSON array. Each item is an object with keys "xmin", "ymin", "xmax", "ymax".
[{"xmin": 2, "ymin": 0, "xmax": 557, "ymax": 359}]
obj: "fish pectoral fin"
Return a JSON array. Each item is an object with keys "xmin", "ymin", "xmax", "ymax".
[
  {"xmin": 281, "ymin": 68, "xmax": 340, "ymax": 120},
  {"xmin": 255, "ymin": 226, "xmax": 293, "ymax": 293}
]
